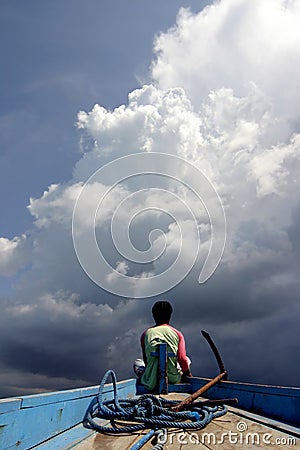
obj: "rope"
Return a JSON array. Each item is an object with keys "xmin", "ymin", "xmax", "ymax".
[{"xmin": 85, "ymin": 370, "xmax": 227, "ymax": 448}]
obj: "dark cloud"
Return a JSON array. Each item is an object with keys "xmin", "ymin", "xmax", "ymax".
[{"xmin": 1, "ymin": 0, "xmax": 300, "ymax": 398}]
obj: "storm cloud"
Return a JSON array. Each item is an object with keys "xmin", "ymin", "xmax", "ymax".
[{"xmin": 0, "ymin": 0, "xmax": 299, "ymax": 397}]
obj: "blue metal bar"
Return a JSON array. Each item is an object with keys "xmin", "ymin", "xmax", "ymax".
[
  {"xmin": 130, "ymin": 430, "xmax": 155, "ymax": 450},
  {"xmin": 151, "ymin": 344, "xmax": 176, "ymax": 394},
  {"xmin": 159, "ymin": 343, "xmax": 167, "ymax": 394}
]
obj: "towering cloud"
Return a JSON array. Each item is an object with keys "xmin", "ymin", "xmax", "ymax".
[
  {"xmin": 152, "ymin": 0, "xmax": 300, "ymax": 132},
  {"xmin": 0, "ymin": 0, "xmax": 299, "ymax": 397}
]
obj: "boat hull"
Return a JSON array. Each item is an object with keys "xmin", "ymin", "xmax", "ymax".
[
  {"xmin": 0, "ymin": 377, "xmax": 299, "ymax": 449},
  {"xmin": 190, "ymin": 376, "xmax": 300, "ymax": 428}
]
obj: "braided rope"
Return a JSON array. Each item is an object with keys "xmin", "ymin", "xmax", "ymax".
[{"xmin": 85, "ymin": 370, "xmax": 227, "ymax": 442}]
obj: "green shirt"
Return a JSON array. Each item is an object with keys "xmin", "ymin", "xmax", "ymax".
[{"xmin": 141, "ymin": 325, "xmax": 181, "ymax": 391}]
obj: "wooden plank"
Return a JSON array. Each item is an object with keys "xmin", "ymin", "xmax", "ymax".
[
  {"xmin": 21, "ymin": 379, "xmax": 136, "ymax": 408},
  {"xmin": 1, "ymin": 381, "xmax": 299, "ymax": 449},
  {"xmin": 150, "ymin": 394, "xmax": 208, "ymax": 449},
  {"xmin": 75, "ymin": 394, "xmax": 188, "ymax": 450},
  {"xmin": 150, "ymin": 394, "xmax": 299, "ymax": 450},
  {"xmin": 136, "ymin": 382, "xmax": 192, "ymax": 395},
  {"xmin": 191, "ymin": 377, "xmax": 300, "ymax": 398},
  {"xmin": 0, "ymin": 399, "xmax": 22, "ymax": 415},
  {"xmin": 145, "ymin": 429, "xmax": 208, "ymax": 450},
  {"xmin": 206, "ymin": 411, "xmax": 299, "ymax": 449},
  {"xmin": 190, "ymin": 377, "xmax": 300, "ymax": 426},
  {"xmin": 92, "ymin": 433, "xmax": 142, "ymax": 450},
  {"xmin": 159, "ymin": 343, "xmax": 168, "ymax": 394},
  {"xmin": 21, "ymin": 387, "xmax": 98, "ymax": 409},
  {"xmin": 73, "ymin": 431, "xmax": 143, "ymax": 450},
  {"xmin": 145, "ymin": 412, "xmax": 299, "ymax": 450},
  {"xmin": 0, "ymin": 380, "xmax": 137, "ymax": 450},
  {"xmin": 168, "ymin": 383, "xmax": 192, "ymax": 393},
  {"xmin": 70, "ymin": 433, "xmax": 96, "ymax": 450},
  {"xmin": 34, "ymin": 424, "xmax": 95, "ymax": 450},
  {"xmin": 228, "ymin": 405, "xmax": 300, "ymax": 438},
  {"xmin": 64, "ymin": 392, "xmax": 299, "ymax": 450},
  {"xmin": 1, "ymin": 397, "xmax": 95, "ymax": 449},
  {"xmin": 252, "ymin": 391, "xmax": 300, "ymax": 427},
  {"xmin": 150, "ymin": 343, "xmax": 178, "ymax": 395}
]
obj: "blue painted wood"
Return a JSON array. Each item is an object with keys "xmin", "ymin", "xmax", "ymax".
[
  {"xmin": 1, "ymin": 399, "xmax": 92, "ymax": 449},
  {"xmin": 34, "ymin": 423, "xmax": 95, "ymax": 449},
  {"xmin": 136, "ymin": 382, "xmax": 192, "ymax": 395},
  {"xmin": 136, "ymin": 382, "xmax": 191, "ymax": 395},
  {"xmin": 151, "ymin": 343, "xmax": 177, "ymax": 394},
  {"xmin": 159, "ymin": 343, "xmax": 167, "ymax": 394},
  {"xmin": 229, "ymin": 405, "xmax": 300, "ymax": 439},
  {"xmin": 0, "ymin": 399, "xmax": 22, "ymax": 415},
  {"xmin": 190, "ymin": 377, "xmax": 300, "ymax": 427},
  {"xmin": 1, "ymin": 374, "xmax": 299, "ymax": 449},
  {"xmin": 20, "ymin": 380, "xmax": 135, "ymax": 408},
  {"xmin": 168, "ymin": 383, "xmax": 192, "ymax": 393},
  {"xmin": 0, "ymin": 379, "xmax": 136, "ymax": 450},
  {"xmin": 21, "ymin": 386, "xmax": 99, "ymax": 408}
]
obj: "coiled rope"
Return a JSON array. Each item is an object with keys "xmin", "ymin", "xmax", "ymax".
[{"xmin": 85, "ymin": 370, "xmax": 227, "ymax": 448}]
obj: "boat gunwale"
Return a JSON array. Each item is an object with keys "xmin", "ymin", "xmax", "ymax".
[
  {"xmin": 1, "ymin": 377, "xmax": 299, "ymax": 449},
  {"xmin": 191, "ymin": 376, "xmax": 300, "ymax": 396}
]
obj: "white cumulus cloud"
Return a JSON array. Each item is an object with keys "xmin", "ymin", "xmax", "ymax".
[
  {"xmin": 1, "ymin": 0, "xmax": 300, "ymax": 395},
  {"xmin": 0, "ymin": 234, "xmax": 30, "ymax": 276},
  {"xmin": 152, "ymin": 0, "xmax": 300, "ymax": 133}
]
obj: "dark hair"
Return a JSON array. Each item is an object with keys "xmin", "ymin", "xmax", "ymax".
[{"xmin": 152, "ymin": 301, "xmax": 173, "ymax": 325}]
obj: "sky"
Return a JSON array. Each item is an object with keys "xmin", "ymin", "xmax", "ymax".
[{"xmin": 0, "ymin": 0, "xmax": 300, "ymax": 398}]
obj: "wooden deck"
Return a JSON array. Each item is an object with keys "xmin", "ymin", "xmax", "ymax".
[{"xmin": 73, "ymin": 394, "xmax": 300, "ymax": 450}]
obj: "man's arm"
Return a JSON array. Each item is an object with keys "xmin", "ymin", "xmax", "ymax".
[
  {"xmin": 176, "ymin": 329, "xmax": 192, "ymax": 380},
  {"xmin": 140, "ymin": 330, "xmax": 147, "ymax": 366}
]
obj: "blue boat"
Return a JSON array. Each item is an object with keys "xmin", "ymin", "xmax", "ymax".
[{"xmin": 0, "ymin": 343, "xmax": 299, "ymax": 449}]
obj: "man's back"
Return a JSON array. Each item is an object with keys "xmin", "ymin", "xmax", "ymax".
[
  {"xmin": 141, "ymin": 325, "xmax": 180, "ymax": 390},
  {"xmin": 138, "ymin": 300, "xmax": 192, "ymax": 391}
]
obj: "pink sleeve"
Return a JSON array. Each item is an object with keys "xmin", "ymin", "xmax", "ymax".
[
  {"xmin": 169, "ymin": 326, "xmax": 190, "ymax": 372},
  {"xmin": 141, "ymin": 329, "xmax": 147, "ymax": 365}
]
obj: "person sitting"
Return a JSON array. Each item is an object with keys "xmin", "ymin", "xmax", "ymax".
[{"xmin": 134, "ymin": 300, "xmax": 192, "ymax": 391}]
